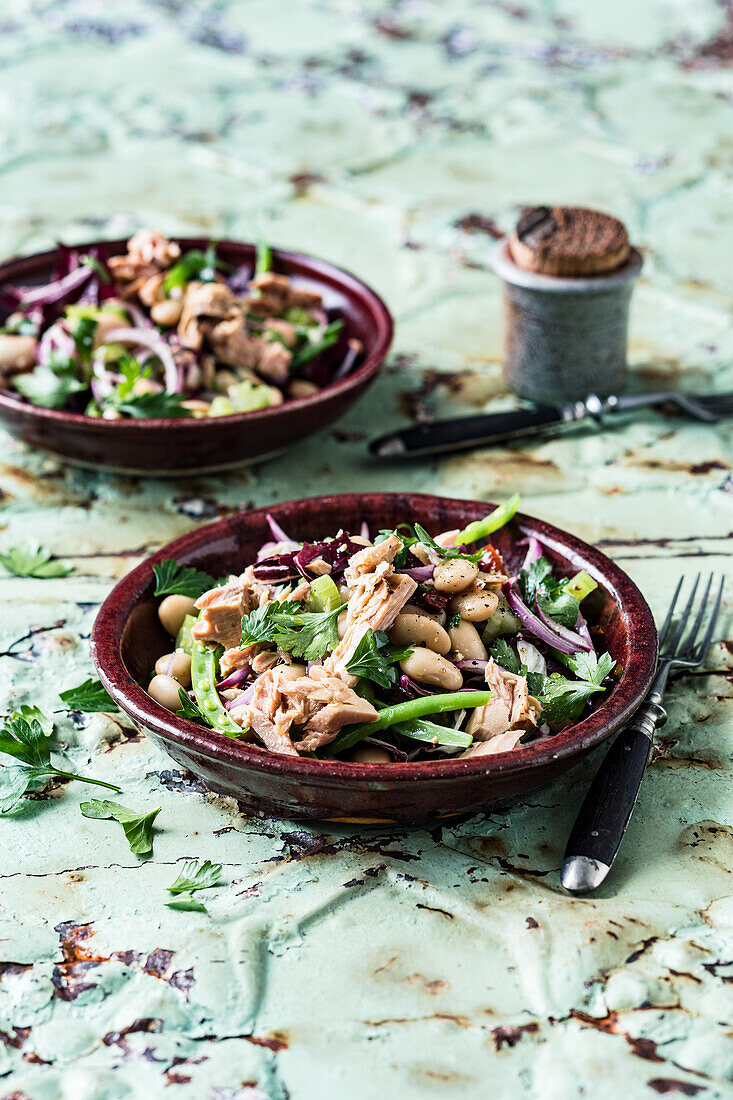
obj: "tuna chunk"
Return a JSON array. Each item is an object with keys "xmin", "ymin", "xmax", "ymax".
[
  {"xmin": 344, "ymin": 533, "xmax": 402, "ymax": 583},
  {"xmin": 108, "ymin": 230, "xmax": 180, "ymax": 284},
  {"xmin": 207, "ymin": 313, "xmax": 261, "ymax": 370},
  {"xmin": 240, "ymin": 665, "xmax": 377, "ymax": 755},
  {"xmin": 191, "ymin": 567, "xmax": 272, "ymax": 651},
  {"xmin": 460, "ymin": 730, "xmax": 526, "ymax": 758},
  {"xmin": 178, "ymin": 281, "xmax": 238, "ymax": 351},
  {"xmin": 245, "ymin": 272, "xmax": 322, "ymax": 317},
  {"xmin": 258, "ymin": 339, "xmax": 292, "ymax": 382},
  {"xmin": 326, "ymin": 535, "xmax": 416, "ymax": 683},
  {"xmin": 466, "ymin": 658, "xmax": 541, "ymax": 742}
]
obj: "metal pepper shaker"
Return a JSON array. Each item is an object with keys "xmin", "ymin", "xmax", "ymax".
[{"xmin": 492, "ymin": 206, "xmax": 643, "ymax": 404}]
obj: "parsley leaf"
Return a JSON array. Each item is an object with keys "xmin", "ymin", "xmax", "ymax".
[
  {"xmin": 80, "ymin": 799, "xmax": 161, "ymax": 857},
  {"xmin": 13, "ymin": 363, "xmax": 86, "ymax": 409},
  {"xmin": 291, "ymin": 319, "xmax": 344, "ymax": 370},
  {"xmin": 447, "ymin": 612, "xmax": 462, "ymax": 630},
  {"xmin": 533, "ymin": 651, "xmax": 616, "ymax": 728},
  {"xmin": 519, "ymin": 556, "xmax": 580, "ymax": 628},
  {"xmin": 114, "ymin": 390, "xmax": 191, "ymax": 420},
  {"xmin": 0, "ymin": 715, "xmax": 121, "ymax": 813},
  {"xmin": 164, "ymin": 247, "xmax": 218, "ymax": 293},
  {"xmin": 68, "ymin": 314, "xmax": 97, "ymax": 362},
  {"xmin": 0, "ymin": 543, "xmax": 73, "ymax": 579},
  {"xmin": 168, "ymin": 858, "xmax": 223, "ymax": 895},
  {"xmin": 60, "ymin": 678, "xmax": 116, "ymax": 713},
  {"xmin": 413, "ymin": 523, "xmax": 482, "ymax": 564},
  {"xmin": 177, "ymin": 686, "xmax": 212, "ymax": 727},
  {"xmin": 345, "ymin": 628, "xmax": 412, "ymax": 689},
  {"xmin": 153, "ymin": 559, "xmax": 215, "ymax": 598},
  {"xmin": 241, "ymin": 600, "xmax": 342, "ymax": 661},
  {"xmin": 489, "ymin": 639, "xmax": 520, "ymax": 675},
  {"xmin": 10, "ymin": 705, "xmax": 53, "ymax": 735}
]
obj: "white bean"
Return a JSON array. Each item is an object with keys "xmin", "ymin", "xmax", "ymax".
[
  {"xmin": 433, "ymin": 558, "xmax": 478, "ymax": 594},
  {"xmin": 448, "ymin": 620, "xmax": 487, "ymax": 661},
  {"xmin": 151, "ymin": 298, "xmax": 183, "ymax": 327},
  {"xmin": 147, "ymin": 674, "xmax": 182, "ymax": 711},
  {"xmin": 154, "ymin": 650, "xmax": 192, "ymax": 686},
  {"xmin": 400, "ymin": 649, "xmax": 463, "ymax": 691},
  {"xmin": 389, "ymin": 613, "xmax": 450, "ymax": 655},
  {"xmin": 350, "ymin": 743, "xmax": 391, "ymax": 763},
  {"xmin": 278, "ymin": 664, "xmax": 307, "ymax": 682},
  {"xmin": 289, "ymin": 379, "xmax": 320, "ymax": 399},
  {"xmin": 158, "ymin": 594, "xmax": 197, "ymax": 636},
  {"xmin": 449, "ymin": 587, "xmax": 499, "ymax": 622},
  {"xmin": 0, "ymin": 334, "xmax": 36, "ymax": 372},
  {"xmin": 402, "ymin": 602, "xmax": 446, "ymax": 627}
]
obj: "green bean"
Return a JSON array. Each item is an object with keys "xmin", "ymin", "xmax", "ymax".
[
  {"xmin": 324, "ymin": 690, "xmax": 491, "ymax": 756},
  {"xmin": 175, "ymin": 612, "xmax": 198, "ymax": 656},
  {"xmin": 191, "ymin": 642, "xmax": 243, "ymax": 737},
  {"xmin": 454, "ymin": 493, "xmax": 520, "ymax": 547},
  {"xmin": 255, "ymin": 241, "xmax": 272, "ymax": 275}
]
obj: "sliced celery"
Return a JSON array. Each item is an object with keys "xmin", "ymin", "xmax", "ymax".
[{"xmin": 308, "ymin": 574, "xmax": 343, "ymax": 612}]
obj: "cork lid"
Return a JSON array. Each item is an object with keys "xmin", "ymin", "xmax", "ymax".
[{"xmin": 509, "ymin": 206, "xmax": 630, "ymax": 277}]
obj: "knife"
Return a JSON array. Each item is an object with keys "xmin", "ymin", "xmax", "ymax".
[{"xmin": 369, "ymin": 392, "xmax": 671, "ymax": 459}]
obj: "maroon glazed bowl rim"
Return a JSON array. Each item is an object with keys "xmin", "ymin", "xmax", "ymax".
[
  {"xmin": 91, "ymin": 493, "xmax": 658, "ymax": 786},
  {"xmin": 0, "ymin": 236, "xmax": 393, "ymax": 432}
]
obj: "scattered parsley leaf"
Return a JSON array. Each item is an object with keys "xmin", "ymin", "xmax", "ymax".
[
  {"xmin": 167, "ymin": 858, "xmax": 223, "ymax": 895},
  {"xmin": 345, "ymin": 628, "xmax": 412, "ymax": 689},
  {"xmin": 60, "ymin": 678, "xmax": 116, "ymax": 713},
  {"xmin": 166, "ymin": 895, "xmax": 208, "ymax": 912},
  {"xmin": 10, "ymin": 705, "xmax": 53, "ymax": 735},
  {"xmin": 0, "ymin": 716, "xmax": 120, "ymax": 813},
  {"xmin": 80, "ymin": 799, "xmax": 161, "ymax": 857},
  {"xmin": 152, "ymin": 559, "xmax": 215, "ymax": 598},
  {"xmin": 0, "ymin": 543, "xmax": 73, "ymax": 579},
  {"xmin": 447, "ymin": 611, "xmax": 462, "ymax": 630}
]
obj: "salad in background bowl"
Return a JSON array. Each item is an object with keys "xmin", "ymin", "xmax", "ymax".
[
  {"xmin": 91, "ymin": 493, "xmax": 658, "ymax": 823},
  {"xmin": 0, "ymin": 235, "xmax": 392, "ymax": 473}
]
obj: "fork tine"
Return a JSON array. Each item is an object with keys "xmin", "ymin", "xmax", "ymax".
[
  {"xmin": 692, "ymin": 575, "xmax": 725, "ymax": 666},
  {"xmin": 677, "ymin": 573, "xmax": 713, "ymax": 659},
  {"xmin": 664, "ymin": 573, "xmax": 700, "ymax": 656},
  {"xmin": 658, "ymin": 575, "xmax": 684, "ymax": 648}
]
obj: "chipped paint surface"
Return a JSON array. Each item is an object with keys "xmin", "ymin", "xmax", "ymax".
[{"xmin": 0, "ymin": 1, "xmax": 732, "ymax": 1097}]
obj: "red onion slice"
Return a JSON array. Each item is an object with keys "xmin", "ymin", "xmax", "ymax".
[
  {"xmin": 5, "ymin": 264, "xmax": 92, "ymax": 308},
  {"xmin": 535, "ymin": 601, "xmax": 593, "ymax": 652},
  {"xmin": 455, "ymin": 659, "xmax": 488, "ymax": 672},
  {"xmin": 225, "ymin": 682, "xmax": 256, "ymax": 710},
  {"xmin": 216, "ymin": 666, "xmax": 251, "ymax": 689},
  {"xmin": 102, "ymin": 326, "xmax": 178, "ymax": 393},
  {"xmin": 504, "ymin": 585, "xmax": 590, "ymax": 655},
  {"xmin": 399, "ymin": 565, "xmax": 434, "ymax": 582}
]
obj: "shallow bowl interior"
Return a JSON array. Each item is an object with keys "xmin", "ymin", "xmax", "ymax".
[
  {"xmin": 91, "ymin": 493, "xmax": 658, "ymax": 824},
  {"xmin": 0, "ymin": 239, "xmax": 392, "ymax": 475}
]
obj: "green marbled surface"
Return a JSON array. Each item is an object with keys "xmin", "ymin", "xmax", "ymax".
[{"xmin": 0, "ymin": 1, "xmax": 732, "ymax": 1097}]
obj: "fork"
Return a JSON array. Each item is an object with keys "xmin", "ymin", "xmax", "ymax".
[
  {"xmin": 370, "ymin": 390, "xmax": 733, "ymax": 458},
  {"xmin": 562, "ymin": 573, "xmax": 725, "ymax": 892}
]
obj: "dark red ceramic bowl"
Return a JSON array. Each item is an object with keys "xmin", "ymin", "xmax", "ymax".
[
  {"xmin": 0, "ymin": 238, "xmax": 392, "ymax": 475},
  {"xmin": 91, "ymin": 493, "xmax": 657, "ymax": 824}
]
